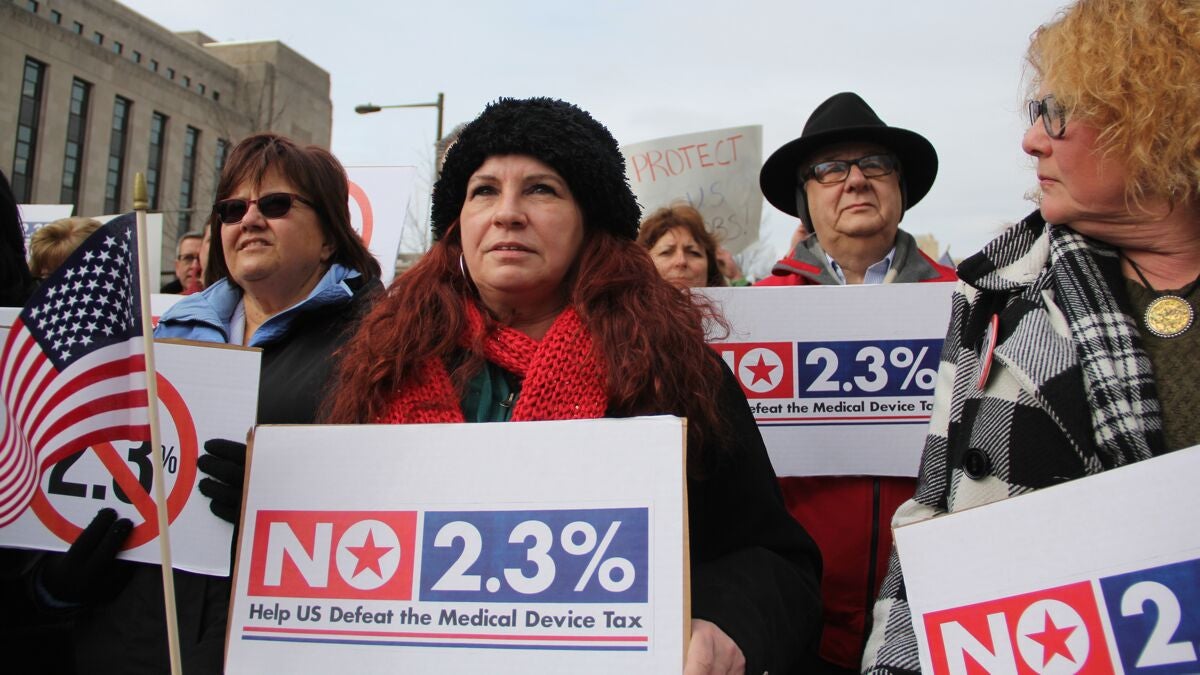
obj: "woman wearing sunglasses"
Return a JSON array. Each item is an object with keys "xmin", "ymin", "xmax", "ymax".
[
  {"xmin": 36, "ymin": 134, "xmax": 382, "ymax": 674},
  {"xmin": 863, "ymin": 1, "xmax": 1200, "ymax": 672}
]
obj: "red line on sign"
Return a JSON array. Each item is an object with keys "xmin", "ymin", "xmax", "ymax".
[
  {"xmin": 92, "ymin": 441, "xmax": 159, "ymax": 524},
  {"xmin": 760, "ymin": 415, "xmax": 930, "ymax": 422},
  {"xmin": 242, "ymin": 626, "xmax": 648, "ymax": 642}
]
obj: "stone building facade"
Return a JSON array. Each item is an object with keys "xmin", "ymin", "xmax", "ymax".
[{"xmin": 2, "ymin": 0, "xmax": 332, "ymax": 282}]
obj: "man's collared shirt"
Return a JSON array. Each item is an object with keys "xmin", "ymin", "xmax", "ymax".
[{"xmin": 825, "ymin": 246, "xmax": 896, "ymax": 285}]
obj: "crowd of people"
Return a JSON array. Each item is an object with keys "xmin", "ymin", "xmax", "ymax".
[{"xmin": 0, "ymin": 0, "xmax": 1197, "ymax": 672}]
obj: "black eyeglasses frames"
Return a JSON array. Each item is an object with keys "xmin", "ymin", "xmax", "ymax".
[
  {"xmin": 1028, "ymin": 94, "xmax": 1068, "ymax": 139},
  {"xmin": 805, "ymin": 154, "xmax": 899, "ymax": 185}
]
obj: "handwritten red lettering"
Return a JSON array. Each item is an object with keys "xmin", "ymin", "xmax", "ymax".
[{"xmin": 628, "ymin": 133, "xmax": 747, "ymax": 184}]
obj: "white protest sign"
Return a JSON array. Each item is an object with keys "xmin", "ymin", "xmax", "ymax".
[
  {"xmin": 701, "ymin": 283, "xmax": 954, "ymax": 477},
  {"xmin": 346, "ymin": 166, "xmax": 418, "ymax": 286},
  {"xmin": 150, "ymin": 293, "xmax": 183, "ymax": 325},
  {"xmin": 622, "ymin": 126, "xmax": 762, "ymax": 253},
  {"xmin": 0, "ymin": 333, "xmax": 261, "ymax": 576},
  {"xmin": 895, "ymin": 444, "xmax": 1200, "ymax": 675},
  {"xmin": 226, "ymin": 417, "xmax": 687, "ymax": 675}
]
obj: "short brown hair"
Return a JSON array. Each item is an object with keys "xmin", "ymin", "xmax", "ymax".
[
  {"xmin": 1027, "ymin": 0, "xmax": 1200, "ymax": 204},
  {"xmin": 29, "ymin": 217, "xmax": 102, "ymax": 278},
  {"xmin": 637, "ymin": 204, "xmax": 725, "ymax": 287},
  {"xmin": 205, "ymin": 133, "xmax": 381, "ymax": 287}
]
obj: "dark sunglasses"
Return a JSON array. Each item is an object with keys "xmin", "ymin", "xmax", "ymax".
[{"xmin": 212, "ymin": 192, "xmax": 313, "ymax": 224}]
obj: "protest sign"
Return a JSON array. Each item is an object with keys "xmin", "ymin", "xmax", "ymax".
[
  {"xmin": 622, "ymin": 126, "xmax": 762, "ymax": 253},
  {"xmin": 0, "ymin": 324, "xmax": 261, "ymax": 575},
  {"xmin": 701, "ymin": 283, "xmax": 955, "ymax": 477},
  {"xmin": 345, "ymin": 166, "xmax": 418, "ymax": 286},
  {"xmin": 895, "ymin": 444, "xmax": 1200, "ymax": 675},
  {"xmin": 150, "ymin": 293, "xmax": 184, "ymax": 324},
  {"xmin": 225, "ymin": 417, "xmax": 687, "ymax": 674}
]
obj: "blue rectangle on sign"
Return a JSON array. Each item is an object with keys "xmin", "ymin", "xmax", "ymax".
[
  {"xmin": 794, "ymin": 339, "xmax": 941, "ymax": 399},
  {"xmin": 418, "ymin": 508, "xmax": 648, "ymax": 604},
  {"xmin": 1098, "ymin": 557, "xmax": 1200, "ymax": 674}
]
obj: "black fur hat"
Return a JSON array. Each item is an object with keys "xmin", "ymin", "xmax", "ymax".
[{"xmin": 431, "ymin": 97, "xmax": 641, "ymax": 241}]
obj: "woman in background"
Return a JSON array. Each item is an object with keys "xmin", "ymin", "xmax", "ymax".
[
  {"xmin": 638, "ymin": 204, "xmax": 728, "ymax": 288},
  {"xmin": 31, "ymin": 133, "xmax": 381, "ymax": 674}
]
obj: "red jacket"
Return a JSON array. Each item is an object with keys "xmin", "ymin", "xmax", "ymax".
[{"xmin": 755, "ymin": 231, "xmax": 956, "ymax": 669}]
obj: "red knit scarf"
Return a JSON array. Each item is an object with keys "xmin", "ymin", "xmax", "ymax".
[{"xmin": 378, "ymin": 303, "xmax": 608, "ymax": 424}]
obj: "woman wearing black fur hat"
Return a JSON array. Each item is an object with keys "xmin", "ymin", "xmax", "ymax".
[{"xmin": 326, "ymin": 97, "xmax": 822, "ymax": 674}]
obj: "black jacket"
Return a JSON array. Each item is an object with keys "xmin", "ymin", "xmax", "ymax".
[{"xmin": 688, "ymin": 360, "xmax": 823, "ymax": 674}]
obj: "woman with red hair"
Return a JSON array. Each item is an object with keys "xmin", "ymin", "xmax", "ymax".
[{"xmin": 326, "ymin": 97, "xmax": 820, "ymax": 674}]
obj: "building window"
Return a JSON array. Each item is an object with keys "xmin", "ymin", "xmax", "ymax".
[
  {"xmin": 112, "ymin": 41, "xmax": 123, "ymax": 55},
  {"xmin": 12, "ymin": 58, "xmax": 46, "ymax": 202},
  {"xmin": 92, "ymin": 31, "xmax": 103, "ymax": 45},
  {"xmin": 177, "ymin": 127, "xmax": 200, "ymax": 233},
  {"xmin": 72, "ymin": 21, "xmax": 82, "ymax": 34},
  {"xmin": 212, "ymin": 90, "xmax": 220, "ymax": 102},
  {"xmin": 59, "ymin": 78, "xmax": 91, "ymax": 209},
  {"xmin": 103, "ymin": 96, "xmax": 131, "ymax": 214},
  {"xmin": 132, "ymin": 50, "xmax": 142, "ymax": 64},
  {"xmin": 147, "ymin": 112, "xmax": 168, "ymax": 210},
  {"xmin": 24, "ymin": 1, "xmax": 38, "ymax": 13},
  {"xmin": 50, "ymin": 9, "xmax": 61, "ymax": 24},
  {"xmin": 167, "ymin": 67, "xmax": 175, "ymax": 81},
  {"xmin": 213, "ymin": 138, "xmax": 230, "ymax": 188},
  {"xmin": 182, "ymin": 75, "xmax": 190, "ymax": 88},
  {"xmin": 150, "ymin": 59, "xmax": 159, "ymax": 73},
  {"xmin": 198, "ymin": 83, "xmax": 206, "ymax": 95}
]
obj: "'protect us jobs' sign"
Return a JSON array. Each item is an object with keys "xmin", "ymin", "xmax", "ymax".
[
  {"xmin": 0, "ymin": 317, "xmax": 260, "ymax": 575},
  {"xmin": 225, "ymin": 417, "xmax": 687, "ymax": 674},
  {"xmin": 896, "ymin": 444, "xmax": 1200, "ymax": 675},
  {"xmin": 701, "ymin": 282, "xmax": 955, "ymax": 477},
  {"xmin": 621, "ymin": 125, "xmax": 762, "ymax": 254}
]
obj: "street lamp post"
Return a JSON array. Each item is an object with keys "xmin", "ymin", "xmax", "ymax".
[{"xmin": 355, "ymin": 92, "xmax": 445, "ymax": 144}]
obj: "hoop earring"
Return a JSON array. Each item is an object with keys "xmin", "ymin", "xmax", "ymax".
[{"xmin": 459, "ymin": 252, "xmax": 479, "ymax": 296}]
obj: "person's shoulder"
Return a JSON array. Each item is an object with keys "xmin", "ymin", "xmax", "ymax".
[{"xmin": 155, "ymin": 280, "xmax": 236, "ymax": 338}]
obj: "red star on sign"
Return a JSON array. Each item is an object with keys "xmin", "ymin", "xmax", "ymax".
[
  {"xmin": 746, "ymin": 354, "xmax": 778, "ymax": 385},
  {"xmin": 345, "ymin": 530, "xmax": 392, "ymax": 578},
  {"xmin": 1026, "ymin": 613, "xmax": 1077, "ymax": 666}
]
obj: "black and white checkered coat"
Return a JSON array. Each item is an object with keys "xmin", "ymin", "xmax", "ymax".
[{"xmin": 861, "ymin": 211, "xmax": 1163, "ymax": 673}]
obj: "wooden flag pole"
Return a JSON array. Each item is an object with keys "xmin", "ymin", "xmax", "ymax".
[{"xmin": 133, "ymin": 173, "xmax": 183, "ymax": 675}]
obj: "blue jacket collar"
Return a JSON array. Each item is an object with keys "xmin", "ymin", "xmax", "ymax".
[{"xmin": 156, "ymin": 264, "xmax": 360, "ymax": 346}]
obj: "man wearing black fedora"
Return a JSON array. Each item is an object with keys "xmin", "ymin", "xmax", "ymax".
[{"xmin": 755, "ymin": 92, "xmax": 956, "ymax": 674}]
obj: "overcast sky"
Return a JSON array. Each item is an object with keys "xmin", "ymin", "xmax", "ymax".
[{"xmin": 123, "ymin": 0, "xmax": 1071, "ymax": 267}]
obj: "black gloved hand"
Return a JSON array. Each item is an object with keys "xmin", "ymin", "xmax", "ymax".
[
  {"xmin": 39, "ymin": 507, "xmax": 133, "ymax": 605},
  {"xmin": 197, "ymin": 438, "xmax": 247, "ymax": 525}
]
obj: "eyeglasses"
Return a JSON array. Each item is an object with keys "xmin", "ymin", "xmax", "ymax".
[
  {"xmin": 1027, "ymin": 94, "xmax": 1068, "ymax": 139},
  {"xmin": 177, "ymin": 254, "xmax": 201, "ymax": 264},
  {"xmin": 805, "ymin": 154, "xmax": 898, "ymax": 184},
  {"xmin": 212, "ymin": 192, "xmax": 313, "ymax": 224}
]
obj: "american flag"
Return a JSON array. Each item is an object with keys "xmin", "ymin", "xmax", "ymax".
[{"xmin": 0, "ymin": 213, "xmax": 150, "ymax": 526}]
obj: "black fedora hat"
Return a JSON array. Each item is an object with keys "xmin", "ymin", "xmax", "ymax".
[{"xmin": 760, "ymin": 92, "xmax": 938, "ymax": 222}]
